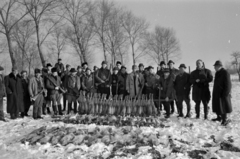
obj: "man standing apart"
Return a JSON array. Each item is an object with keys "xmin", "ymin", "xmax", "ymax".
[
  {"xmin": 0, "ymin": 66, "xmax": 6, "ymax": 121},
  {"xmin": 5, "ymin": 67, "xmax": 24, "ymax": 119},
  {"xmin": 212, "ymin": 60, "xmax": 232, "ymax": 126},
  {"xmin": 190, "ymin": 59, "xmax": 213, "ymax": 119},
  {"xmin": 29, "ymin": 69, "xmax": 47, "ymax": 119},
  {"xmin": 55, "ymin": 58, "xmax": 65, "ymax": 77},
  {"xmin": 174, "ymin": 64, "xmax": 191, "ymax": 118}
]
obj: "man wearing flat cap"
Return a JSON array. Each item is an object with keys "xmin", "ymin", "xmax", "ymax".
[
  {"xmin": 55, "ymin": 58, "xmax": 65, "ymax": 77},
  {"xmin": 212, "ymin": 60, "xmax": 232, "ymax": 126},
  {"xmin": 29, "ymin": 68, "xmax": 47, "ymax": 119},
  {"xmin": 174, "ymin": 64, "xmax": 192, "ymax": 118},
  {"xmin": 95, "ymin": 61, "xmax": 111, "ymax": 98},
  {"xmin": 190, "ymin": 59, "xmax": 213, "ymax": 119},
  {"xmin": 0, "ymin": 66, "xmax": 6, "ymax": 121},
  {"xmin": 5, "ymin": 67, "xmax": 24, "ymax": 119}
]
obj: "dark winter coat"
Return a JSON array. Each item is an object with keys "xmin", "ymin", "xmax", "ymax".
[
  {"xmin": 169, "ymin": 68, "xmax": 180, "ymax": 80},
  {"xmin": 55, "ymin": 63, "xmax": 65, "ymax": 75},
  {"xmin": 212, "ymin": 68, "xmax": 232, "ymax": 114},
  {"xmin": 156, "ymin": 68, "xmax": 165, "ymax": 78},
  {"xmin": 46, "ymin": 75, "xmax": 62, "ymax": 95},
  {"xmin": 5, "ymin": 73, "xmax": 24, "ymax": 114},
  {"xmin": 118, "ymin": 72, "xmax": 128, "ymax": 95},
  {"xmin": 21, "ymin": 78, "xmax": 31, "ymax": 108},
  {"xmin": 82, "ymin": 74, "xmax": 95, "ymax": 93},
  {"xmin": 159, "ymin": 75, "xmax": 175, "ymax": 100},
  {"xmin": 174, "ymin": 72, "xmax": 191, "ymax": 98},
  {"xmin": 95, "ymin": 68, "xmax": 111, "ymax": 86},
  {"xmin": 190, "ymin": 68, "xmax": 213, "ymax": 102}
]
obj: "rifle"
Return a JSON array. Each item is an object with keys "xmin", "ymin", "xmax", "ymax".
[
  {"xmin": 46, "ymin": 75, "xmax": 66, "ymax": 94},
  {"xmin": 31, "ymin": 89, "xmax": 44, "ymax": 101}
]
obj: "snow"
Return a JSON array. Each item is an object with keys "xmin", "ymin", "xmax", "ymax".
[{"xmin": 0, "ymin": 82, "xmax": 240, "ymax": 159}]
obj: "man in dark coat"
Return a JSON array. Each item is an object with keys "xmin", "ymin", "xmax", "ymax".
[
  {"xmin": 168, "ymin": 60, "xmax": 179, "ymax": 114},
  {"xmin": 82, "ymin": 62, "xmax": 88, "ymax": 76},
  {"xmin": 111, "ymin": 67, "xmax": 119, "ymax": 96},
  {"xmin": 212, "ymin": 60, "xmax": 232, "ymax": 126},
  {"xmin": 0, "ymin": 66, "xmax": 6, "ymax": 122},
  {"xmin": 190, "ymin": 59, "xmax": 213, "ymax": 119},
  {"xmin": 159, "ymin": 68, "xmax": 175, "ymax": 118},
  {"xmin": 42, "ymin": 63, "xmax": 52, "ymax": 114},
  {"xmin": 61, "ymin": 64, "xmax": 71, "ymax": 111},
  {"xmin": 118, "ymin": 66, "xmax": 128, "ymax": 97},
  {"xmin": 55, "ymin": 58, "xmax": 65, "ymax": 77},
  {"xmin": 174, "ymin": 64, "xmax": 191, "ymax": 118},
  {"xmin": 5, "ymin": 67, "xmax": 24, "ymax": 119},
  {"xmin": 95, "ymin": 61, "xmax": 111, "ymax": 98},
  {"xmin": 82, "ymin": 68, "xmax": 95, "ymax": 94},
  {"xmin": 46, "ymin": 67, "xmax": 63, "ymax": 115},
  {"xmin": 21, "ymin": 71, "xmax": 31, "ymax": 117}
]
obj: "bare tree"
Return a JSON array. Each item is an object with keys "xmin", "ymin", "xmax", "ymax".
[
  {"xmin": 47, "ymin": 24, "xmax": 66, "ymax": 60},
  {"xmin": 0, "ymin": 0, "xmax": 32, "ymax": 68},
  {"xmin": 122, "ymin": 11, "xmax": 148, "ymax": 65},
  {"xmin": 143, "ymin": 26, "xmax": 180, "ymax": 65},
  {"xmin": 91, "ymin": 0, "xmax": 114, "ymax": 62},
  {"xmin": 23, "ymin": 0, "xmax": 62, "ymax": 66},
  {"xmin": 60, "ymin": 0, "xmax": 95, "ymax": 64},
  {"xmin": 231, "ymin": 51, "xmax": 240, "ymax": 81}
]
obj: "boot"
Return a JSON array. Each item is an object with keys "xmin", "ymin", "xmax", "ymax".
[
  {"xmin": 177, "ymin": 104, "xmax": 183, "ymax": 117},
  {"xmin": 52, "ymin": 105, "xmax": 58, "ymax": 115},
  {"xmin": 185, "ymin": 101, "xmax": 191, "ymax": 118},
  {"xmin": 74, "ymin": 103, "xmax": 77, "ymax": 114},
  {"xmin": 42, "ymin": 105, "xmax": 46, "ymax": 115},
  {"xmin": 204, "ymin": 104, "xmax": 208, "ymax": 120},
  {"xmin": 195, "ymin": 104, "xmax": 200, "ymax": 119},
  {"xmin": 58, "ymin": 105, "xmax": 63, "ymax": 115},
  {"xmin": 170, "ymin": 101, "xmax": 175, "ymax": 114},
  {"xmin": 212, "ymin": 114, "xmax": 222, "ymax": 122},
  {"xmin": 47, "ymin": 107, "xmax": 51, "ymax": 114},
  {"xmin": 67, "ymin": 103, "xmax": 72, "ymax": 114},
  {"xmin": 221, "ymin": 114, "xmax": 230, "ymax": 126}
]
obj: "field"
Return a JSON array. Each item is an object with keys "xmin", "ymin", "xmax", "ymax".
[{"xmin": 0, "ymin": 82, "xmax": 240, "ymax": 159}]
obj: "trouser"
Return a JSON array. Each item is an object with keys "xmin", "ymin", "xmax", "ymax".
[
  {"xmin": 162, "ymin": 101, "xmax": 170, "ymax": 116},
  {"xmin": 68, "ymin": 102, "xmax": 77, "ymax": 114},
  {"xmin": 63, "ymin": 93, "xmax": 67, "ymax": 111},
  {"xmin": 98, "ymin": 86, "xmax": 110, "ymax": 99},
  {"xmin": 194, "ymin": 100, "xmax": 208, "ymax": 117},
  {"xmin": 50, "ymin": 92, "xmax": 62, "ymax": 115},
  {"xmin": 23, "ymin": 96, "xmax": 31, "ymax": 115},
  {"xmin": 177, "ymin": 96, "xmax": 191, "ymax": 116},
  {"xmin": 170, "ymin": 101, "xmax": 175, "ymax": 113},
  {"xmin": 33, "ymin": 94, "xmax": 44, "ymax": 118},
  {"xmin": 0, "ymin": 97, "xmax": 4, "ymax": 120}
]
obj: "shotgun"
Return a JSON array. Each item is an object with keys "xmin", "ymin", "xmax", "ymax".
[{"xmin": 46, "ymin": 75, "xmax": 67, "ymax": 94}]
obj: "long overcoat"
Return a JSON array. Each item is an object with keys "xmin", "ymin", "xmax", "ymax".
[
  {"xmin": 212, "ymin": 68, "xmax": 232, "ymax": 114},
  {"xmin": 126, "ymin": 72, "xmax": 145, "ymax": 98},
  {"xmin": 5, "ymin": 73, "xmax": 24, "ymax": 114}
]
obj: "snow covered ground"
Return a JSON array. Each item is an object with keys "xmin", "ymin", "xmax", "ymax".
[{"xmin": 0, "ymin": 82, "xmax": 240, "ymax": 159}]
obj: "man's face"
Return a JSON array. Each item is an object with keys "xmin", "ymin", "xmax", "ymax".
[
  {"xmin": 78, "ymin": 68, "xmax": 82, "ymax": 72},
  {"xmin": 121, "ymin": 68, "xmax": 126, "ymax": 74},
  {"xmin": 86, "ymin": 70, "xmax": 91, "ymax": 75},
  {"xmin": 67, "ymin": 66, "xmax": 71, "ymax": 71},
  {"xmin": 214, "ymin": 65, "xmax": 221, "ymax": 72},
  {"xmin": 160, "ymin": 64, "xmax": 166, "ymax": 69},
  {"xmin": 13, "ymin": 70, "xmax": 18, "ymax": 75},
  {"xmin": 149, "ymin": 68, "xmax": 154, "ymax": 74},
  {"xmin": 53, "ymin": 72, "xmax": 58, "ymax": 76},
  {"xmin": 168, "ymin": 63, "xmax": 174, "ymax": 69},
  {"xmin": 164, "ymin": 72, "xmax": 170, "ymax": 78},
  {"xmin": 113, "ymin": 70, "xmax": 118, "ymax": 75},
  {"xmin": 83, "ymin": 64, "xmax": 88, "ymax": 69},
  {"xmin": 47, "ymin": 66, "xmax": 52, "ymax": 71},
  {"xmin": 102, "ymin": 64, "xmax": 107, "ymax": 69},
  {"xmin": 132, "ymin": 67, "xmax": 137, "ymax": 72},
  {"xmin": 36, "ymin": 73, "xmax": 41, "ymax": 78},
  {"xmin": 22, "ymin": 72, "xmax": 27, "ymax": 78},
  {"xmin": 58, "ymin": 60, "xmax": 62, "ymax": 64},
  {"xmin": 117, "ymin": 64, "xmax": 121, "ymax": 69},
  {"xmin": 139, "ymin": 66, "xmax": 144, "ymax": 71},
  {"xmin": 179, "ymin": 67, "xmax": 185, "ymax": 73},
  {"xmin": 196, "ymin": 61, "xmax": 203, "ymax": 69}
]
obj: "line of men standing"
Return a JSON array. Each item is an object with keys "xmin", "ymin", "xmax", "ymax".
[{"xmin": 0, "ymin": 58, "xmax": 232, "ymax": 126}]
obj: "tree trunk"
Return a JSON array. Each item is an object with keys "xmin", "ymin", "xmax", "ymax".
[
  {"xmin": 6, "ymin": 33, "xmax": 16, "ymax": 68},
  {"xmin": 36, "ymin": 23, "xmax": 46, "ymax": 67},
  {"xmin": 131, "ymin": 43, "xmax": 135, "ymax": 65},
  {"xmin": 102, "ymin": 42, "xmax": 107, "ymax": 61}
]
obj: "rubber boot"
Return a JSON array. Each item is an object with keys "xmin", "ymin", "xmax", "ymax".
[{"xmin": 58, "ymin": 105, "xmax": 63, "ymax": 115}]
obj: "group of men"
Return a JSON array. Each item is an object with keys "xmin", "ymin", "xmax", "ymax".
[{"xmin": 0, "ymin": 58, "xmax": 232, "ymax": 126}]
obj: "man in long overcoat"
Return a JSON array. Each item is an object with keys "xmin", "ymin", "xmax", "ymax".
[
  {"xmin": 5, "ymin": 67, "xmax": 24, "ymax": 119},
  {"xmin": 212, "ymin": 60, "xmax": 232, "ymax": 126},
  {"xmin": 21, "ymin": 71, "xmax": 31, "ymax": 117},
  {"xmin": 126, "ymin": 65, "xmax": 145, "ymax": 98},
  {"xmin": 190, "ymin": 59, "xmax": 213, "ymax": 119}
]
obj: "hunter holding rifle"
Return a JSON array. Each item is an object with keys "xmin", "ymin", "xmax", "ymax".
[
  {"xmin": 66, "ymin": 68, "xmax": 80, "ymax": 114},
  {"xmin": 46, "ymin": 67, "xmax": 63, "ymax": 115},
  {"xmin": 159, "ymin": 68, "xmax": 175, "ymax": 118},
  {"xmin": 190, "ymin": 59, "xmax": 213, "ymax": 120},
  {"xmin": 95, "ymin": 61, "xmax": 111, "ymax": 98},
  {"xmin": 29, "ymin": 68, "xmax": 47, "ymax": 119},
  {"xmin": 82, "ymin": 68, "xmax": 95, "ymax": 94}
]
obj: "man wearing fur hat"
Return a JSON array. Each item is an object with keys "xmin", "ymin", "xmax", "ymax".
[
  {"xmin": 29, "ymin": 68, "xmax": 47, "ymax": 119},
  {"xmin": 46, "ymin": 67, "xmax": 63, "ymax": 115}
]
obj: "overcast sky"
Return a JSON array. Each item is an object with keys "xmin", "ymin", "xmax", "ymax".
[{"xmin": 115, "ymin": 0, "xmax": 240, "ymax": 71}]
